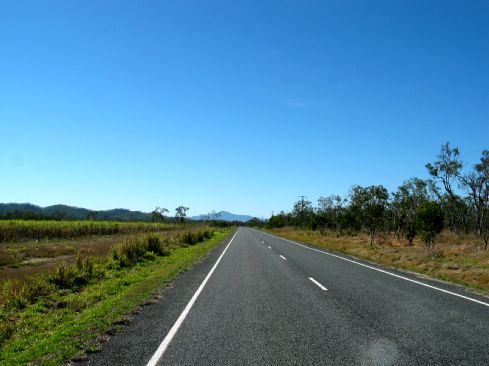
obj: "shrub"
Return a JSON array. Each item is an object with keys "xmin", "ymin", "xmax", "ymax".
[
  {"xmin": 5, "ymin": 277, "xmax": 55, "ymax": 310},
  {"xmin": 111, "ymin": 238, "xmax": 146, "ymax": 268},
  {"xmin": 146, "ymin": 235, "xmax": 169, "ymax": 256},
  {"xmin": 180, "ymin": 230, "xmax": 214, "ymax": 246},
  {"xmin": 111, "ymin": 234, "xmax": 174, "ymax": 267}
]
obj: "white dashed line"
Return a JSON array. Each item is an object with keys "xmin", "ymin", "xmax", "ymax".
[
  {"xmin": 309, "ymin": 277, "xmax": 328, "ymax": 291},
  {"xmin": 280, "ymin": 255, "xmax": 287, "ymax": 261},
  {"xmin": 259, "ymin": 230, "xmax": 489, "ymax": 308}
]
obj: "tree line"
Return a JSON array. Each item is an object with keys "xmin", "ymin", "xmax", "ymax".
[{"xmin": 269, "ymin": 143, "xmax": 489, "ymax": 250}]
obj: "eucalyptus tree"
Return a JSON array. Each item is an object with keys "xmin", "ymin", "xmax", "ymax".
[
  {"xmin": 292, "ymin": 198, "xmax": 313, "ymax": 228},
  {"xmin": 152, "ymin": 207, "xmax": 169, "ymax": 222},
  {"xmin": 426, "ymin": 142, "xmax": 462, "ymax": 198},
  {"xmin": 175, "ymin": 206, "xmax": 189, "ymax": 224},
  {"xmin": 317, "ymin": 195, "xmax": 346, "ymax": 233},
  {"xmin": 460, "ymin": 150, "xmax": 489, "ymax": 243},
  {"xmin": 391, "ymin": 178, "xmax": 437, "ymax": 244},
  {"xmin": 416, "ymin": 201, "xmax": 444, "ymax": 252},
  {"xmin": 350, "ymin": 185, "xmax": 389, "ymax": 246},
  {"xmin": 426, "ymin": 142, "xmax": 465, "ymax": 232}
]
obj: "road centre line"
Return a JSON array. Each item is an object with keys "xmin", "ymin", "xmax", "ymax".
[
  {"xmin": 146, "ymin": 228, "xmax": 240, "ymax": 366},
  {"xmin": 259, "ymin": 230, "xmax": 489, "ymax": 308},
  {"xmin": 280, "ymin": 255, "xmax": 287, "ymax": 261},
  {"xmin": 309, "ymin": 277, "xmax": 328, "ymax": 291}
]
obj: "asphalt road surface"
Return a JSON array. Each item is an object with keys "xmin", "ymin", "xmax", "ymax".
[{"xmin": 82, "ymin": 227, "xmax": 489, "ymax": 365}]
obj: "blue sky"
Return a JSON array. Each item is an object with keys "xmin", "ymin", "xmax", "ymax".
[{"xmin": 1, "ymin": 0, "xmax": 488, "ymax": 218}]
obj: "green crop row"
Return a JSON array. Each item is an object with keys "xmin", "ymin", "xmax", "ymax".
[{"xmin": 0, "ymin": 220, "xmax": 179, "ymax": 243}]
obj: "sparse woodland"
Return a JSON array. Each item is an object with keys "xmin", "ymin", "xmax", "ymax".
[{"xmin": 269, "ymin": 143, "xmax": 489, "ymax": 251}]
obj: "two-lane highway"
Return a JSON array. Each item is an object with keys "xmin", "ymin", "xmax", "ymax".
[{"xmin": 84, "ymin": 227, "xmax": 489, "ymax": 365}]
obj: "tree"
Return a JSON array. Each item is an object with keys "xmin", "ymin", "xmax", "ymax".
[
  {"xmin": 426, "ymin": 142, "xmax": 465, "ymax": 232},
  {"xmin": 268, "ymin": 211, "xmax": 291, "ymax": 228},
  {"xmin": 391, "ymin": 178, "xmax": 436, "ymax": 244},
  {"xmin": 317, "ymin": 195, "xmax": 345, "ymax": 232},
  {"xmin": 482, "ymin": 214, "xmax": 489, "ymax": 250},
  {"xmin": 460, "ymin": 150, "xmax": 489, "ymax": 240},
  {"xmin": 350, "ymin": 185, "xmax": 389, "ymax": 246},
  {"xmin": 426, "ymin": 142, "xmax": 462, "ymax": 199},
  {"xmin": 175, "ymin": 206, "xmax": 189, "ymax": 224},
  {"xmin": 152, "ymin": 206, "xmax": 169, "ymax": 222},
  {"xmin": 292, "ymin": 198, "xmax": 313, "ymax": 228},
  {"xmin": 416, "ymin": 201, "xmax": 444, "ymax": 252}
]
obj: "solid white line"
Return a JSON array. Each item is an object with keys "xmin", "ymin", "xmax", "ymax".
[
  {"xmin": 309, "ymin": 277, "xmax": 328, "ymax": 291},
  {"xmin": 259, "ymin": 230, "xmax": 489, "ymax": 308},
  {"xmin": 146, "ymin": 229, "xmax": 240, "ymax": 366},
  {"xmin": 280, "ymin": 255, "xmax": 287, "ymax": 261}
]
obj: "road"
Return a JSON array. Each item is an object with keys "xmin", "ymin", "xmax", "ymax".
[{"xmin": 82, "ymin": 227, "xmax": 489, "ymax": 365}]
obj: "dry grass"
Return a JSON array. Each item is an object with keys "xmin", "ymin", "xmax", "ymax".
[{"xmin": 268, "ymin": 227, "xmax": 489, "ymax": 295}]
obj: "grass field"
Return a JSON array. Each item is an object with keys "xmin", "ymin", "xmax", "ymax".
[
  {"xmin": 0, "ymin": 227, "xmax": 232, "ymax": 365},
  {"xmin": 267, "ymin": 227, "xmax": 489, "ymax": 296}
]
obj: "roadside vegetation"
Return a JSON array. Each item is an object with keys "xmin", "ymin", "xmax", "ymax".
[
  {"xmin": 0, "ymin": 226, "xmax": 232, "ymax": 365},
  {"xmin": 265, "ymin": 143, "xmax": 489, "ymax": 294}
]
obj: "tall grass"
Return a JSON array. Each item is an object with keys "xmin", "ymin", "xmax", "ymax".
[{"xmin": 0, "ymin": 220, "xmax": 179, "ymax": 243}]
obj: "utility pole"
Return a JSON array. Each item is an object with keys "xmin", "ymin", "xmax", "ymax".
[{"xmin": 299, "ymin": 195, "xmax": 307, "ymax": 228}]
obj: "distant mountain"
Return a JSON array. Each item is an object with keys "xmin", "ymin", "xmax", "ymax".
[
  {"xmin": 0, "ymin": 204, "xmax": 255, "ymax": 223},
  {"xmin": 0, "ymin": 203, "xmax": 153, "ymax": 221},
  {"xmin": 190, "ymin": 211, "xmax": 254, "ymax": 223}
]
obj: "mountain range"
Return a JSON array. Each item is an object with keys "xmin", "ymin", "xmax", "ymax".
[
  {"xmin": 0, "ymin": 203, "xmax": 254, "ymax": 222},
  {"xmin": 190, "ymin": 211, "xmax": 254, "ymax": 222}
]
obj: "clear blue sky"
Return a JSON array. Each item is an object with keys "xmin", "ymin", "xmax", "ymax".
[{"xmin": 1, "ymin": 1, "xmax": 488, "ymax": 218}]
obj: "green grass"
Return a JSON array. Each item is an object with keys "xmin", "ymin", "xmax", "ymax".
[{"xmin": 0, "ymin": 229, "xmax": 232, "ymax": 365}]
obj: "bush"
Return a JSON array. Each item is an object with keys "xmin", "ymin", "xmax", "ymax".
[
  {"xmin": 111, "ymin": 234, "xmax": 175, "ymax": 267},
  {"xmin": 405, "ymin": 223, "xmax": 416, "ymax": 245},
  {"xmin": 5, "ymin": 277, "xmax": 55, "ymax": 310},
  {"xmin": 180, "ymin": 230, "xmax": 214, "ymax": 245},
  {"xmin": 111, "ymin": 238, "xmax": 146, "ymax": 268}
]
